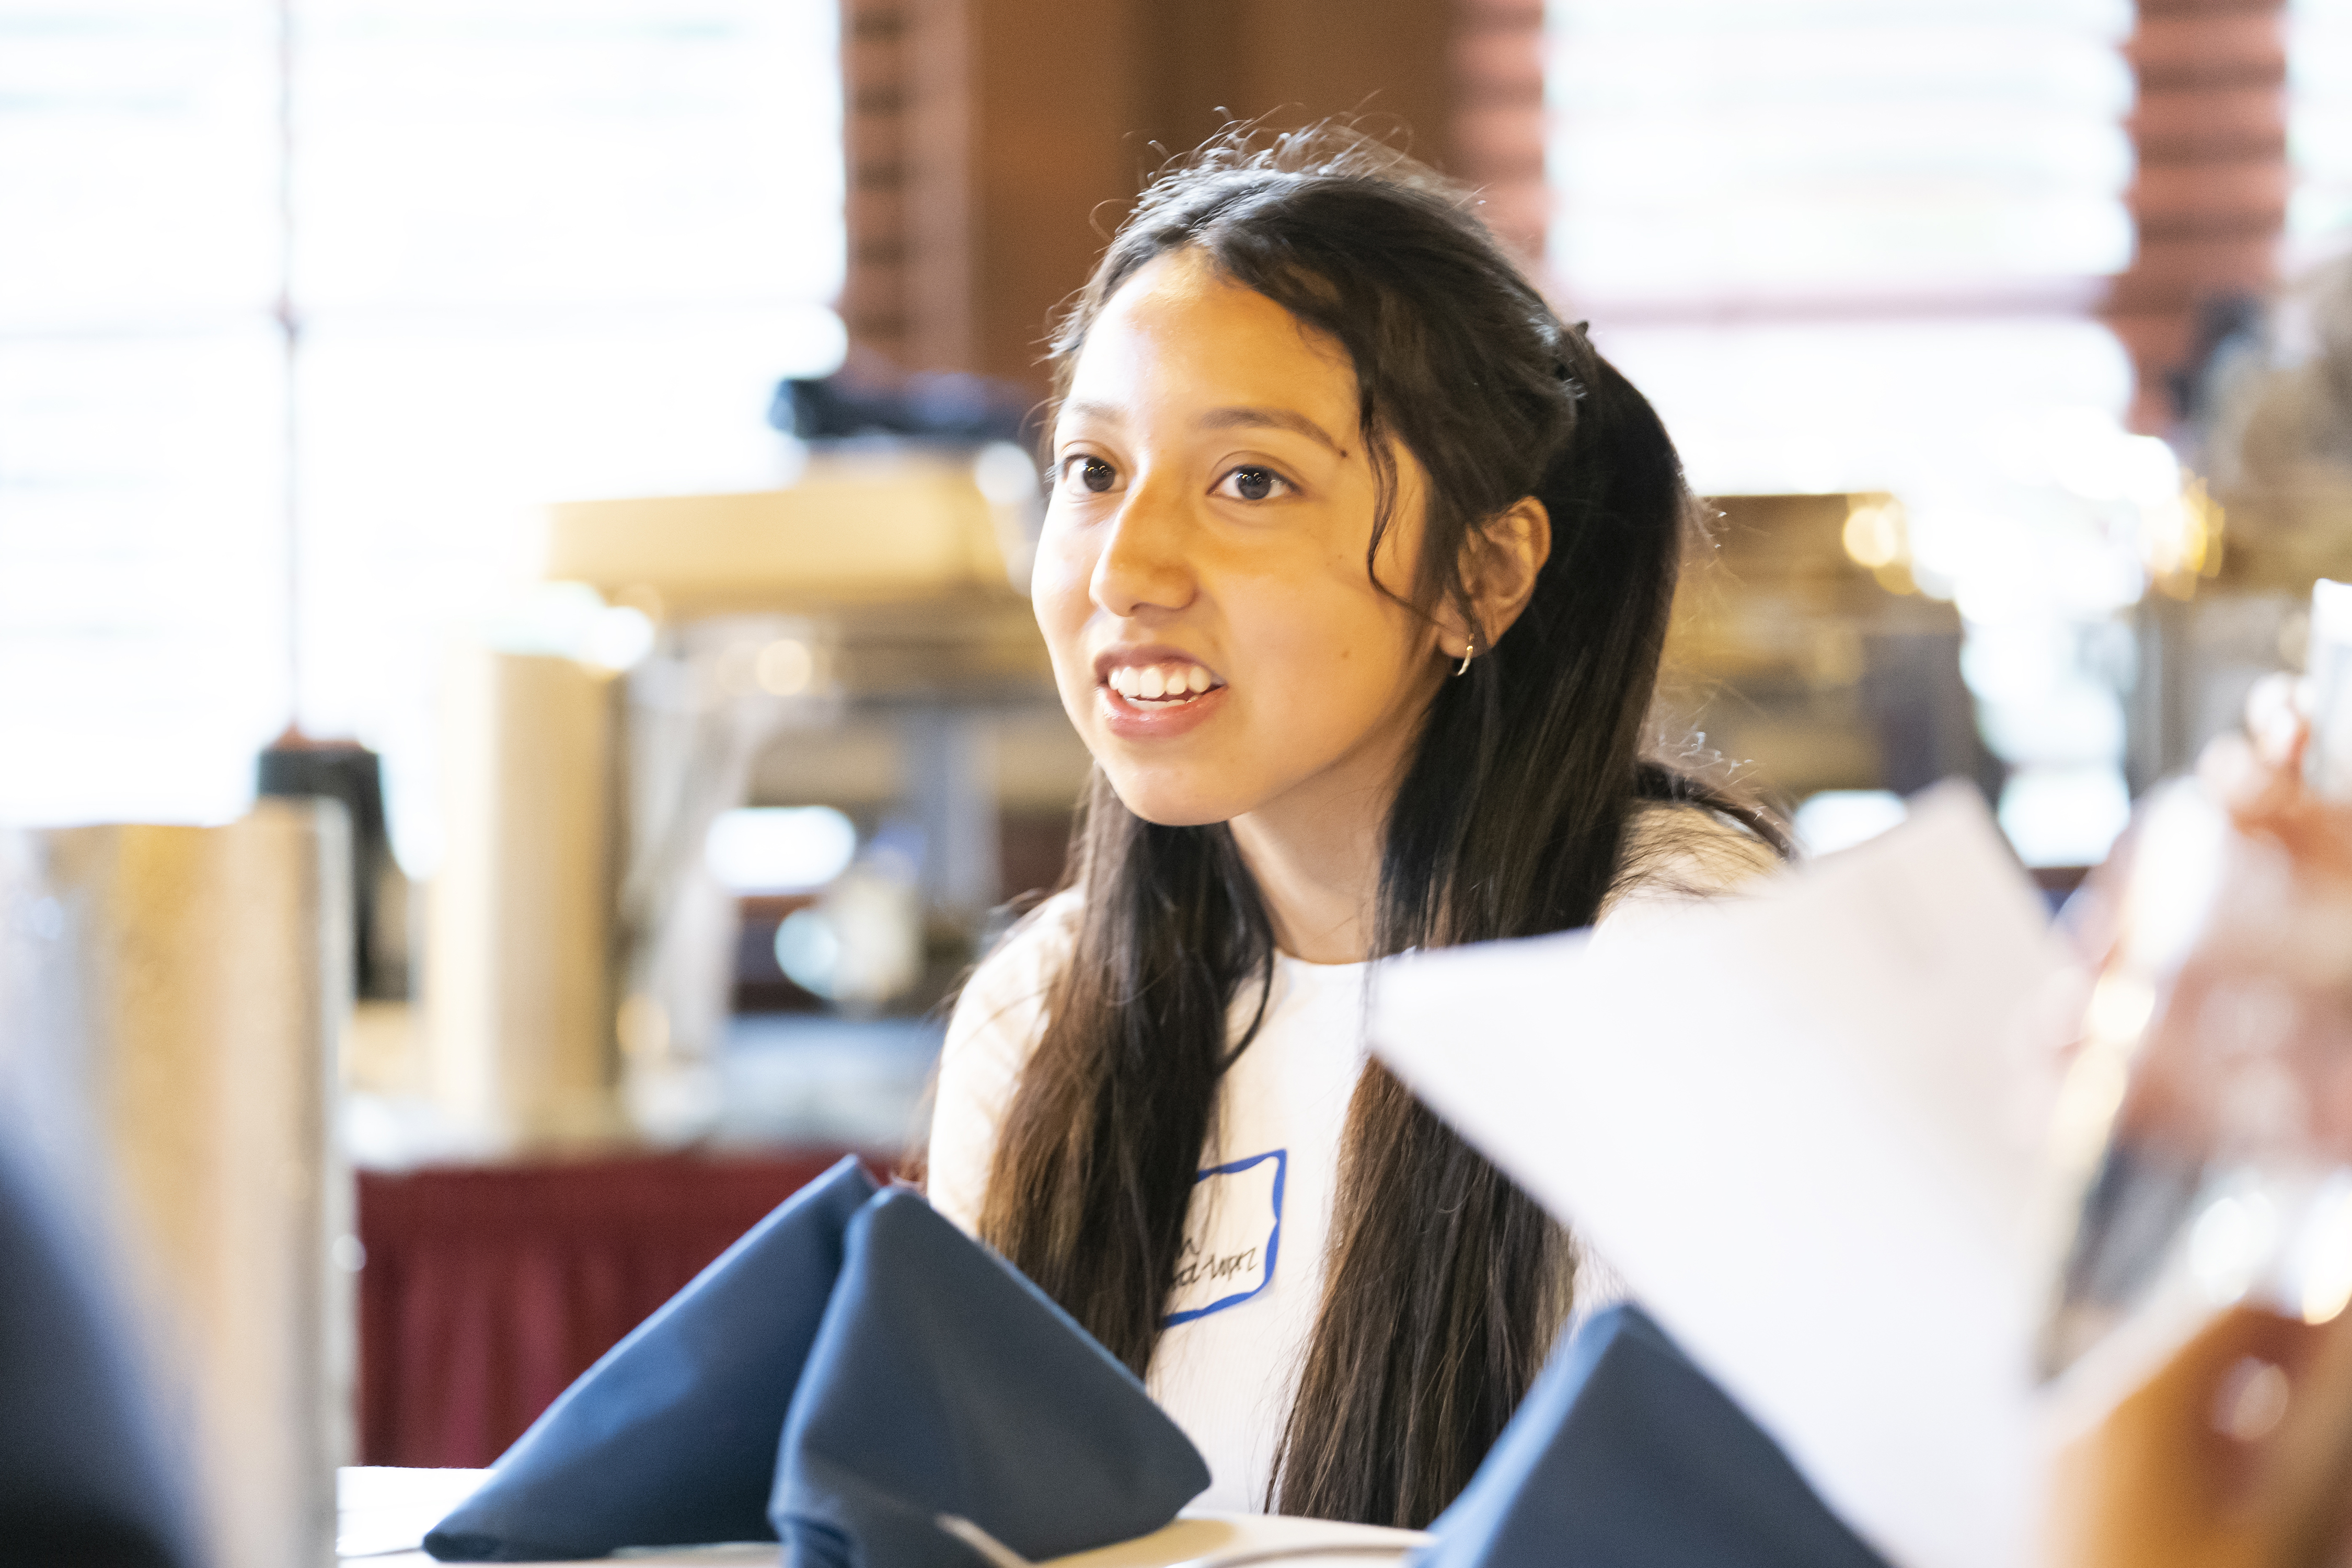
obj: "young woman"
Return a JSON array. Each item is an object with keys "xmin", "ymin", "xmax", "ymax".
[{"xmin": 925, "ymin": 130, "xmax": 1785, "ymax": 1528}]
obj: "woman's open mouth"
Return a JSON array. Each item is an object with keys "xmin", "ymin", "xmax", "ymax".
[
  {"xmin": 1104, "ymin": 660, "xmax": 1222, "ymax": 706},
  {"xmin": 1093, "ymin": 656, "xmax": 1229, "ymax": 737}
]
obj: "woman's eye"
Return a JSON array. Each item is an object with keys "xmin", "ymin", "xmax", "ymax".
[
  {"xmin": 1217, "ymin": 466, "xmax": 1287, "ymax": 502},
  {"xmin": 1066, "ymin": 456, "xmax": 1116, "ymax": 494}
]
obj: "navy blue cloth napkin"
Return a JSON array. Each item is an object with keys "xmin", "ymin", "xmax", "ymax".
[
  {"xmin": 1420, "ymin": 1304, "xmax": 1889, "ymax": 1568},
  {"xmin": 426, "ymin": 1155, "xmax": 879, "ymax": 1561},
  {"xmin": 770, "ymin": 1189, "xmax": 1211, "ymax": 1568},
  {"xmin": 0, "ymin": 1139, "xmax": 198, "ymax": 1568}
]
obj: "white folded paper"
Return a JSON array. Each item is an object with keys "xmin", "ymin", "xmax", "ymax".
[{"xmin": 1370, "ymin": 784, "xmax": 2070, "ymax": 1568}]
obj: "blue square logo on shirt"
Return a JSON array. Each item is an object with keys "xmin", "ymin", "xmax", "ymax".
[{"xmin": 1164, "ymin": 1149, "xmax": 1285, "ymax": 1325}]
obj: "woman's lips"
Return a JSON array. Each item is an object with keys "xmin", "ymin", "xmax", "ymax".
[
  {"xmin": 1088, "ymin": 650, "xmax": 1228, "ymax": 740},
  {"xmin": 1095, "ymin": 675, "xmax": 1228, "ymax": 739}
]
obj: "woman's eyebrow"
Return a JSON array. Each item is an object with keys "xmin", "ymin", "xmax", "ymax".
[
  {"xmin": 1059, "ymin": 398, "xmax": 1124, "ymax": 428},
  {"xmin": 1197, "ymin": 405, "xmax": 1347, "ymax": 455}
]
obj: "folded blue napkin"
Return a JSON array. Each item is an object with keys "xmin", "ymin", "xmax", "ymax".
[
  {"xmin": 770, "ymin": 1189, "xmax": 1212, "ymax": 1568},
  {"xmin": 1421, "ymin": 1305, "xmax": 1888, "ymax": 1568},
  {"xmin": 426, "ymin": 1155, "xmax": 879, "ymax": 1561},
  {"xmin": 0, "ymin": 1139, "xmax": 198, "ymax": 1568}
]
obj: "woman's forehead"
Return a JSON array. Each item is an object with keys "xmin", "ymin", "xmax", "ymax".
[{"xmin": 1064, "ymin": 250, "xmax": 1361, "ymax": 437}]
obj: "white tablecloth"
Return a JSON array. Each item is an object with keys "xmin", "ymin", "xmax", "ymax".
[{"xmin": 337, "ymin": 1467, "xmax": 1428, "ymax": 1566}]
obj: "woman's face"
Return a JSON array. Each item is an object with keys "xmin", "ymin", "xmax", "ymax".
[{"xmin": 1034, "ymin": 248, "xmax": 1449, "ymax": 829}]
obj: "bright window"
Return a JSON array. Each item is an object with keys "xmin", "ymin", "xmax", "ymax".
[
  {"xmin": 0, "ymin": 0, "xmax": 844, "ymax": 848},
  {"xmin": 1545, "ymin": 0, "xmax": 2149, "ymax": 866},
  {"xmin": 2289, "ymin": 0, "xmax": 2352, "ymax": 268},
  {"xmin": 1546, "ymin": 0, "xmax": 2139, "ymax": 498}
]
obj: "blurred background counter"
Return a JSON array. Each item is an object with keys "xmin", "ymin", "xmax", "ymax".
[{"xmin": 334, "ymin": 450, "xmax": 1083, "ymax": 1466}]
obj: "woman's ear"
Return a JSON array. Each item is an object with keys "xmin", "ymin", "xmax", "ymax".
[{"xmin": 1439, "ymin": 497, "xmax": 1551, "ymax": 661}]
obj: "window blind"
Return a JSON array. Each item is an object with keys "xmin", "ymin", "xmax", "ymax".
[
  {"xmin": 0, "ymin": 4, "xmax": 285, "ymax": 824},
  {"xmin": 1546, "ymin": 0, "xmax": 2139, "ymax": 495}
]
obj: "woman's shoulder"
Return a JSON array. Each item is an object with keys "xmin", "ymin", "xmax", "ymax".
[
  {"xmin": 1604, "ymin": 800, "xmax": 1783, "ymax": 918},
  {"xmin": 939, "ymin": 886, "xmax": 1086, "ymax": 1081},
  {"xmin": 955, "ymin": 887, "xmax": 1085, "ymax": 1034},
  {"xmin": 928, "ymin": 887, "xmax": 1085, "ymax": 1230}
]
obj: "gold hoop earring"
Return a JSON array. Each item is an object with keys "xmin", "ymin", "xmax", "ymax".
[{"xmin": 1454, "ymin": 638, "xmax": 1475, "ymax": 677}]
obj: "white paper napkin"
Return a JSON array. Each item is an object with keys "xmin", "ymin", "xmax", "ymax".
[{"xmin": 1370, "ymin": 785, "xmax": 2070, "ymax": 1568}]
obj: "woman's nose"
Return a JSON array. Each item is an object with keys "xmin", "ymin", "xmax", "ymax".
[{"xmin": 1089, "ymin": 482, "xmax": 1196, "ymax": 619}]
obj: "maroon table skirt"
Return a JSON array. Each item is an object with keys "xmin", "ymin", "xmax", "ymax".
[{"xmin": 356, "ymin": 1150, "xmax": 868, "ymax": 1468}]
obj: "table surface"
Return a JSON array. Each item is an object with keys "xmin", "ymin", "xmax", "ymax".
[{"xmin": 337, "ymin": 1467, "xmax": 1431, "ymax": 1567}]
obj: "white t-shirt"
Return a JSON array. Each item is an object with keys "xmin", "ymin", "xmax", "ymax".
[{"xmin": 924, "ymin": 806, "xmax": 1774, "ymax": 1512}]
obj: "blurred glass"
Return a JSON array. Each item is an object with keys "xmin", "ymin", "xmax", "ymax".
[
  {"xmin": 2042, "ymin": 779, "xmax": 2352, "ymax": 1375},
  {"xmin": 2043, "ymin": 583, "xmax": 2352, "ymax": 1380}
]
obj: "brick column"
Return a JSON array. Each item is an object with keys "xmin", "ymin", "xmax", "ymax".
[
  {"xmin": 2106, "ymin": 0, "xmax": 2291, "ymax": 432},
  {"xmin": 833, "ymin": 0, "xmax": 1485, "ymax": 395},
  {"xmin": 1451, "ymin": 0, "xmax": 1546, "ymax": 264}
]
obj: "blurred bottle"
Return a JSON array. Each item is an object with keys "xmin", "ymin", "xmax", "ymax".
[
  {"xmin": 2043, "ymin": 580, "xmax": 2352, "ymax": 1381},
  {"xmin": 256, "ymin": 730, "xmax": 410, "ymax": 1000}
]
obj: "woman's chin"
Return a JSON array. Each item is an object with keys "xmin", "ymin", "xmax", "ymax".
[{"xmin": 1100, "ymin": 774, "xmax": 1245, "ymax": 830}]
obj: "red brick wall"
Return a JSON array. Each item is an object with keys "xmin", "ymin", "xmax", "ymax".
[
  {"xmin": 1452, "ymin": 0, "xmax": 1546, "ymax": 264},
  {"xmin": 832, "ymin": 0, "xmax": 1495, "ymax": 390}
]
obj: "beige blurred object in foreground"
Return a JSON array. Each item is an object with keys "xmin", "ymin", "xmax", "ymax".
[
  {"xmin": 428, "ymin": 646, "xmax": 628, "ymax": 1151},
  {"xmin": 1373, "ymin": 787, "xmax": 2063, "ymax": 1568},
  {"xmin": 1, "ymin": 802, "xmax": 352, "ymax": 1568}
]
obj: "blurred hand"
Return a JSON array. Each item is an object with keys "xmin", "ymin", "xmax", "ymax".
[
  {"xmin": 2047, "ymin": 1305, "xmax": 2352, "ymax": 1568},
  {"xmin": 2047, "ymin": 683, "xmax": 2352, "ymax": 1568},
  {"xmin": 2200, "ymin": 674, "xmax": 2352, "ymax": 882}
]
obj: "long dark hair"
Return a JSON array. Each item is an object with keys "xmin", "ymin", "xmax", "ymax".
[{"xmin": 974, "ymin": 129, "xmax": 1785, "ymax": 1527}]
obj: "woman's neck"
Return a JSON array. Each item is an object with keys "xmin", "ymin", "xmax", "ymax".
[
  {"xmin": 1227, "ymin": 742, "xmax": 1413, "ymax": 966},
  {"xmin": 1227, "ymin": 816, "xmax": 1378, "ymax": 964}
]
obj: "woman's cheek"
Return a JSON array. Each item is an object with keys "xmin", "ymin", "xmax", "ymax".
[{"xmin": 1029, "ymin": 521, "xmax": 1096, "ymax": 646}]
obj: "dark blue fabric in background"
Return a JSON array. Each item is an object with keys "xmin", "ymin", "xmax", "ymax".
[
  {"xmin": 0, "ymin": 1140, "xmax": 198, "ymax": 1568},
  {"xmin": 426, "ymin": 1155, "xmax": 879, "ymax": 1562},
  {"xmin": 1420, "ymin": 1305, "xmax": 1890, "ymax": 1568},
  {"xmin": 770, "ymin": 1190, "xmax": 1211, "ymax": 1568}
]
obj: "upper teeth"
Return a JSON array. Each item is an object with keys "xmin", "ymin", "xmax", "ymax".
[{"xmin": 1109, "ymin": 662, "xmax": 1216, "ymax": 700}]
